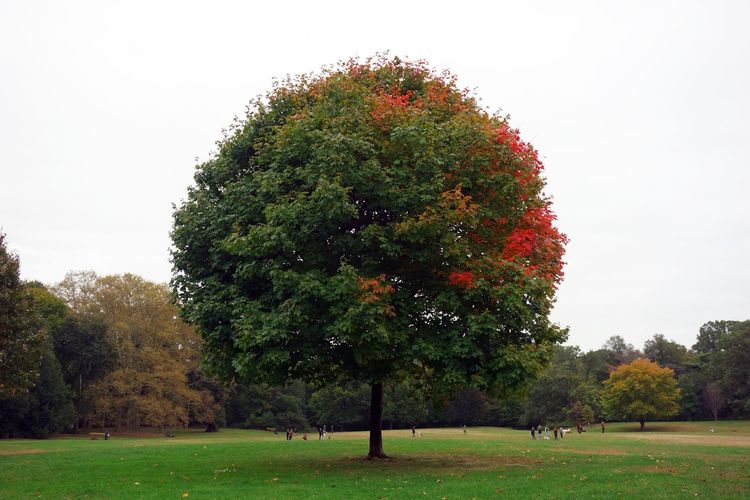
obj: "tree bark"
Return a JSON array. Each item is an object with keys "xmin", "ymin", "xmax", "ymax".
[
  {"xmin": 639, "ymin": 418, "xmax": 645, "ymax": 431},
  {"xmin": 367, "ymin": 382, "xmax": 387, "ymax": 459}
]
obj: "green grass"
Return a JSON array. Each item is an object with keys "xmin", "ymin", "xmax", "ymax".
[{"xmin": 1, "ymin": 422, "xmax": 748, "ymax": 498}]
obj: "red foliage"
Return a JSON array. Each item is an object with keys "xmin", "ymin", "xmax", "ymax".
[
  {"xmin": 500, "ymin": 205, "xmax": 567, "ymax": 284},
  {"xmin": 370, "ymin": 89, "xmax": 417, "ymax": 124},
  {"xmin": 448, "ymin": 271, "xmax": 476, "ymax": 289},
  {"xmin": 493, "ymin": 123, "xmax": 544, "ymax": 185}
]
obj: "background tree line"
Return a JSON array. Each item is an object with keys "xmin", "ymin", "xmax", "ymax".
[
  {"xmin": 2, "ymin": 234, "xmax": 748, "ymax": 437},
  {"xmin": 1, "ymin": 235, "xmax": 224, "ymax": 437},
  {"xmin": 222, "ymin": 326, "xmax": 748, "ymax": 433}
]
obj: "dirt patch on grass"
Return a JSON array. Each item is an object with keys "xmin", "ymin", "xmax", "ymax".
[
  {"xmin": 0, "ymin": 448, "xmax": 49, "ymax": 456},
  {"xmin": 338, "ymin": 452, "xmax": 540, "ymax": 471},
  {"xmin": 624, "ymin": 433, "xmax": 750, "ymax": 447},
  {"xmin": 553, "ymin": 447, "xmax": 627, "ymax": 456},
  {"xmin": 636, "ymin": 465, "xmax": 682, "ymax": 475}
]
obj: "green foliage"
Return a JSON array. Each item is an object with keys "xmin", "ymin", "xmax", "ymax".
[
  {"xmin": 0, "ymin": 282, "xmax": 75, "ymax": 438},
  {"xmin": 0, "ymin": 233, "xmax": 45, "ymax": 397},
  {"xmin": 693, "ymin": 321, "xmax": 731, "ymax": 354},
  {"xmin": 523, "ymin": 363, "xmax": 581, "ymax": 425},
  {"xmin": 52, "ymin": 316, "xmax": 114, "ymax": 423},
  {"xmin": 308, "ymin": 383, "xmax": 370, "ymax": 430},
  {"xmin": 644, "ymin": 334, "xmax": 691, "ymax": 374},
  {"xmin": 227, "ymin": 382, "xmax": 309, "ymax": 431},
  {"xmin": 17, "ymin": 350, "xmax": 76, "ymax": 438},
  {"xmin": 442, "ymin": 389, "xmax": 489, "ymax": 425},
  {"xmin": 714, "ymin": 321, "xmax": 750, "ymax": 416},
  {"xmin": 484, "ymin": 396, "xmax": 525, "ymax": 427},
  {"xmin": 383, "ymin": 380, "xmax": 431, "ymax": 427}
]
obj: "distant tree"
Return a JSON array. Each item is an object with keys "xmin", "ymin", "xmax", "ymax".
[
  {"xmin": 643, "ymin": 334, "xmax": 689, "ymax": 374},
  {"xmin": 383, "ymin": 380, "xmax": 430, "ymax": 428},
  {"xmin": 0, "ymin": 233, "xmax": 45, "ymax": 397},
  {"xmin": 185, "ymin": 366, "xmax": 227, "ymax": 431},
  {"xmin": 51, "ymin": 316, "xmax": 114, "ymax": 428},
  {"xmin": 442, "ymin": 389, "xmax": 489, "ymax": 426},
  {"xmin": 225, "ymin": 384, "xmax": 273, "ymax": 427},
  {"xmin": 18, "ymin": 350, "xmax": 75, "ymax": 438},
  {"xmin": 52, "ymin": 271, "xmax": 98, "ymax": 317},
  {"xmin": 602, "ymin": 358, "xmax": 681, "ymax": 430},
  {"xmin": 676, "ymin": 374, "xmax": 701, "ymax": 420},
  {"xmin": 715, "ymin": 321, "xmax": 750, "ymax": 416},
  {"xmin": 59, "ymin": 273, "xmax": 220, "ymax": 430},
  {"xmin": 485, "ymin": 396, "xmax": 525, "ymax": 427},
  {"xmin": 571, "ymin": 381, "xmax": 603, "ymax": 421},
  {"xmin": 308, "ymin": 383, "xmax": 370, "ymax": 431},
  {"xmin": 171, "ymin": 56, "xmax": 568, "ymax": 458},
  {"xmin": 0, "ymin": 283, "xmax": 76, "ymax": 438},
  {"xmin": 693, "ymin": 321, "xmax": 732, "ymax": 355},
  {"xmin": 602, "ymin": 335, "xmax": 641, "ymax": 366},
  {"xmin": 523, "ymin": 364, "xmax": 581, "ymax": 425},
  {"xmin": 702, "ymin": 382, "xmax": 724, "ymax": 422},
  {"xmin": 580, "ymin": 349, "xmax": 612, "ymax": 383}
]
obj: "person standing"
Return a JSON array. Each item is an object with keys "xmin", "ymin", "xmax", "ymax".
[
  {"xmin": 601, "ymin": 420, "xmax": 605, "ymax": 433},
  {"xmin": 412, "ymin": 425, "xmax": 416, "ymax": 438},
  {"xmin": 554, "ymin": 427, "xmax": 558, "ymax": 440},
  {"xmin": 531, "ymin": 426, "xmax": 536, "ymax": 440}
]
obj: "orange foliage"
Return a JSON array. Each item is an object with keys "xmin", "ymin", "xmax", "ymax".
[{"xmin": 358, "ymin": 274, "xmax": 395, "ymax": 303}]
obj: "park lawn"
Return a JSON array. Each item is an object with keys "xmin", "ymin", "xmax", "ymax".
[{"xmin": 0, "ymin": 423, "xmax": 748, "ymax": 499}]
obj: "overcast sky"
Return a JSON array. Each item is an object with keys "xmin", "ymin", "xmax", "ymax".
[{"xmin": 1, "ymin": 0, "xmax": 748, "ymax": 351}]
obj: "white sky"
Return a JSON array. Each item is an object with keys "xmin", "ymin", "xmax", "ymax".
[{"xmin": 1, "ymin": 0, "xmax": 748, "ymax": 351}]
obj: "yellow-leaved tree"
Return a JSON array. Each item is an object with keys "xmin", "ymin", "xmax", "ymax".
[
  {"xmin": 55, "ymin": 272, "xmax": 223, "ymax": 431},
  {"xmin": 602, "ymin": 358, "xmax": 681, "ymax": 430}
]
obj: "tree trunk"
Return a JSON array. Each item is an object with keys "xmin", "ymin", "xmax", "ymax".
[
  {"xmin": 367, "ymin": 382, "xmax": 387, "ymax": 459},
  {"xmin": 639, "ymin": 418, "xmax": 645, "ymax": 431}
]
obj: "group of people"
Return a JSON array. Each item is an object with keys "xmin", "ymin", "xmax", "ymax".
[
  {"xmin": 531, "ymin": 420, "xmax": 606, "ymax": 440},
  {"xmin": 530, "ymin": 425, "xmax": 566, "ymax": 440},
  {"xmin": 283, "ymin": 424, "xmax": 337, "ymax": 441}
]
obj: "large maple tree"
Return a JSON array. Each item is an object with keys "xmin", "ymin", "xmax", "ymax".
[{"xmin": 171, "ymin": 56, "xmax": 568, "ymax": 458}]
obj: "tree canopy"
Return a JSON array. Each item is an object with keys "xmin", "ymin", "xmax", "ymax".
[
  {"xmin": 602, "ymin": 358, "xmax": 681, "ymax": 430},
  {"xmin": 0, "ymin": 233, "xmax": 45, "ymax": 397},
  {"xmin": 171, "ymin": 56, "xmax": 568, "ymax": 457}
]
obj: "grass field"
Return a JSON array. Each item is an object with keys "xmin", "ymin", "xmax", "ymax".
[{"xmin": 1, "ymin": 421, "xmax": 748, "ymax": 498}]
